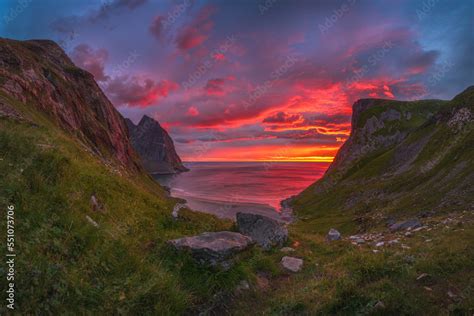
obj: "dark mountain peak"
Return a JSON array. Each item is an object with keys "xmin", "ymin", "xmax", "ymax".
[{"xmin": 127, "ymin": 115, "xmax": 188, "ymax": 174}]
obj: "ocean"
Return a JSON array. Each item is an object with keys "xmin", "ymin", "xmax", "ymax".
[{"xmin": 154, "ymin": 162, "xmax": 330, "ymax": 221}]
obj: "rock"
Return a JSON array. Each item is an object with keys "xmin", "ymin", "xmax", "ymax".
[
  {"xmin": 355, "ymin": 238, "xmax": 365, "ymax": 244},
  {"xmin": 126, "ymin": 116, "xmax": 189, "ymax": 174},
  {"xmin": 235, "ymin": 280, "xmax": 250, "ymax": 292},
  {"xmin": 85, "ymin": 215, "xmax": 99, "ymax": 228},
  {"xmin": 172, "ymin": 203, "xmax": 186, "ymax": 219},
  {"xmin": 375, "ymin": 241, "xmax": 385, "ymax": 247},
  {"xmin": 374, "ymin": 301, "xmax": 385, "ymax": 309},
  {"xmin": 280, "ymin": 247, "xmax": 295, "ymax": 253},
  {"xmin": 416, "ymin": 273, "xmax": 429, "ymax": 281},
  {"xmin": 326, "ymin": 228, "xmax": 341, "ymax": 241},
  {"xmin": 236, "ymin": 212, "xmax": 288, "ymax": 250},
  {"xmin": 389, "ymin": 219, "xmax": 422, "ymax": 232},
  {"xmin": 168, "ymin": 231, "xmax": 253, "ymax": 268},
  {"xmin": 281, "ymin": 256, "xmax": 303, "ymax": 272}
]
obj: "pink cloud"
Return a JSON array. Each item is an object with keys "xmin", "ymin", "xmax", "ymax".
[
  {"xmin": 175, "ymin": 5, "xmax": 215, "ymax": 51},
  {"xmin": 70, "ymin": 44, "xmax": 109, "ymax": 81},
  {"xmin": 106, "ymin": 76, "xmax": 178, "ymax": 107}
]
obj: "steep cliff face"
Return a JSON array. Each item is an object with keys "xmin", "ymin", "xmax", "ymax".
[
  {"xmin": 126, "ymin": 115, "xmax": 188, "ymax": 174},
  {"xmin": 294, "ymin": 87, "xmax": 473, "ymax": 226},
  {"xmin": 0, "ymin": 38, "xmax": 140, "ymax": 172}
]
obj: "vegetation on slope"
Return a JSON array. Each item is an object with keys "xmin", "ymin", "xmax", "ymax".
[{"xmin": 0, "ymin": 93, "xmax": 274, "ymax": 314}]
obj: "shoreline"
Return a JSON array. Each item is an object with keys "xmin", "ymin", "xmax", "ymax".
[{"xmin": 177, "ymin": 195, "xmax": 293, "ymax": 223}]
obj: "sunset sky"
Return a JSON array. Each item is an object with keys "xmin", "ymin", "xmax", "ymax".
[{"xmin": 1, "ymin": 0, "xmax": 473, "ymax": 161}]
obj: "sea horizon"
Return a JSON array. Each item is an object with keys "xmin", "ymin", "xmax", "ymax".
[{"xmin": 154, "ymin": 161, "xmax": 330, "ymax": 221}]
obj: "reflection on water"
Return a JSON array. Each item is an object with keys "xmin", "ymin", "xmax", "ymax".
[{"xmin": 154, "ymin": 161, "xmax": 329, "ymax": 221}]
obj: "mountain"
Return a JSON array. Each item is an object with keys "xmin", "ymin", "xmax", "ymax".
[
  {"xmin": 126, "ymin": 115, "xmax": 189, "ymax": 174},
  {"xmin": 0, "ymin": 38, "xmax": 140, "ymax": 173},
  {"xmin": 0, "ymin": 38, "xmax": 237, "ymax": 314},
  {"xmin": 293, "ymin": 86, "xmax": 473, "ymax": 230}
]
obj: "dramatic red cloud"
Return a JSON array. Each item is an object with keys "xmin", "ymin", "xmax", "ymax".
[
  {"xmin": 175, "ymin": 5, "xmax": 215, "ymax": 51},
  {"xmin": 263, "ymin": 112, "xmax": 303, "ymax": 124},
  {"xmin": 186, "ymin": 106, "xmax": 199, "ymax": 116},
  {"xmin": 106, "ymin": 76, "xmax": 178, "ymax": 107},
  {"xmin": 71, "ymin": 44, "xmax": 109, "ymax": 81}
]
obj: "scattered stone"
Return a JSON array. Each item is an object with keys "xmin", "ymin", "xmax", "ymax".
[
  {"xmin": 236, "ymin": 212, "xmax": 288, "ymax": 250},
  {"xmin": 412, "ymin": 226, "xmax": 426, "ymax": 232},
  {"xmin": 235, "ymin": 280, "xmax": 250, "ymax": 292},
  {"xmin": 404, "ymin": 255, "xmax": 416, "ymax": 263},
  {"xmin": 375, "ymin": 241, "xmax": 385, "ymax": 247},
  {"xmin": 388, "ymin": 239, "xmax": 399, "ymax": 245},
  {"xmin": 280, "ymin": 247, "xmax": 295, "ymax": 253},
  {"xmin": 256, "ymin": 274, "xmax": 270, "ymax": 290},
  {"xmin": 355, "ymin": 238, "xmax": 365, "ymax": 244},
  {"xmin": 85, "ymin": 215, "xmax": 99, "ymax": 227},
  {"xmin": 168, "ymin": 231, "xmax": 253, "ymax": 268},
  {"xmin": 281, "ymin": 256, "xmax": 303, "ymax": 272},
  {"xmin": 372, "ymin": 249, "xmax": 380, "ymax": 253},
  {"xmin": 90, "ymin": 193, "xmax": 105, "ymax": 212},
  {"xmin": 401, "ymin": 244, "xmax": 411, "ymax": 249},
  {"xmin": 374, "ymin": 301, "xmax": 385, "ymax": 309},
  {"xmin": 172, "ymin": 203, "xmax": 186, "ymax": 219},
  {"xmin": 417, "ymin": 273, "xmax": 429, "ymax": 281},
  {"xmin": 327, "ymin": 228, "xmax": 341, "ymax": 241},
  {"xmin": 405, "ymin": 231, "xmax": 412, "ymax": 237},
  {"xmin": 424, "ymin": 286, "xmax": 433, "ymax": 291},
  {"xmin": 292, "ymin": 241, "xmax": 301, "ymax": 248},
  {"xmin": 389, "ymin": 219, "xmax": 422, "ymax": 232},
  {"xmin": 447, "ymin": 290, "xmax": 457, "ymax": 299}
]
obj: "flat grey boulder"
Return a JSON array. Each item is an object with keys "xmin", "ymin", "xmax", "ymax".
[
  {"xmin": 281, "ymin": 256, "xmax": 303, "ymax": 272},
  {"xmin": 389, "ymin": 219, "xmax": 422, "ymax": 232},
  {"xmin": 327, "ymin": 228, "xmax": 341, "ymax": 241},
  {"xmin": 236, "ymin": 212, "xmax": 288, "ymax": 250},
  {"xmin": 168, "ymin": 231, "xmax": 253, "ymax": 267}
]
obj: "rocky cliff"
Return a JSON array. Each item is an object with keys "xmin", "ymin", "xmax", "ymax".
[
  {"xmin": 294, "ymin": 86, "xmax": 473, "ymax": 226},
  {"xmin": 126, "ymin": 115, "xmax": 188, "ymax": 174},
  {"xmin": 0, "ymin": 38, "xmax": 140, "ymax": 172}
]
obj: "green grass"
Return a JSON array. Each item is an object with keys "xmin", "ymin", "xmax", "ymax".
[{"xmin": 0, "ymin": 112, "xmax": 262, "ymax": 314}]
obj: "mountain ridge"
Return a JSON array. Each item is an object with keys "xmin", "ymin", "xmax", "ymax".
[
  {"xmin": 0, "ymin": 37, "xmax": 140, "ymax": 173},
  {"xmin": 125, "ymin": 115, "xmax": 189, "ymax": 174}
]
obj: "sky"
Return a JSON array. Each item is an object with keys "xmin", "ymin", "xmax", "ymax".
[{"xmin": 1, "ymin": 0, "xmax": 473, "ymax": 162}]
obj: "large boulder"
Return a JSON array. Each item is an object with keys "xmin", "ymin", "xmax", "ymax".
[
  {"xmin": 168, "ymin": 231, "xmax": 253, "ymax": 268},
  {"xmin": 236, "ymin": 212, "xmax": 288, "ymax": 250}
]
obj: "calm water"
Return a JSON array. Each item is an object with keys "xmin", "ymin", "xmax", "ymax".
[{"xmin": 154, "ymin": 162, "xmax": 329, "ymax": 221}]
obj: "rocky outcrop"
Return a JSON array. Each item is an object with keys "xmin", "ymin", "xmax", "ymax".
[
  {"xmin": 126, "ymin": 116, "xmax": 188, "ymax": 174},
  {"xmin": 324, "ymin": 98, "xmax": 443, "ymax": 181},
  {"xmin": 236, "ymin": 212, "xmax": 288, "ymax": 250},
  {"xmin": 0, "ymin": 38, "xmax": 140, "ymax": 172},
  {"xmin": 168, "ymin": 231, "xmax": 253, "ymax": 268}
]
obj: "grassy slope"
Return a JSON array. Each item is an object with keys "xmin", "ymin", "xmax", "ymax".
[
  {"xmin": 1, "ymin": 86, "xmax": 472, "ymax": 315},
  {"xmin": 230, "ymin": 91, "xmax": 474, "ymax": 314},
  {"xmin": 0, "ymin": 93, "xmax": 278, "ymax": 314}
]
